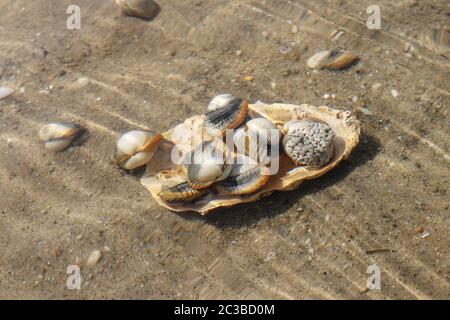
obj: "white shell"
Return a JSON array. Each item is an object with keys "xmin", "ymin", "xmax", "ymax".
[
  {"xmin": 306, "ymin": 50, "xmax": 331, "ymax": 69},
  {"xmin": 207, "ymin": 93, "xmax": 236, "ymax": 111},
  {"xmin": 116, "ymin": 130, "xmax": 161, "ymax": 170},
  {"xmin": 116, "ymin": 131, "xmax": 153, "ymax": 155},
  {"xmin": 44, "ymin": 139, "xmax": 73, "ymax": 152},
  {"xmin": 39, "ymin": 122, "xmax": 79, "ymax": 141},
  {"xmin": 0, "ymin": 87, "xmax": 14, "ymax": 100},
  {"xmin": 39, "ymin": 122, "xmax": 81, "ymax": 152},
  {"xmin": 123, "ymin": 150, "xmax": 156, "ymax": 170}
]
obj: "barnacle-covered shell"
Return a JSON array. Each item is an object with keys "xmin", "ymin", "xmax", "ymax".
[
  {"xmin": 114, "ymin": 130, "xmax": 162, "ymax": 170},
  {"xmin": 39, "ymin": 122, "xmax": 82, "ymax": 152},
  {"xmin": 283, "ymin": 120, "xmax": 335, "ymax": 167},
  {"xmin": 141, "ymin": 102, "xmax": 360, "ymax": 214}
]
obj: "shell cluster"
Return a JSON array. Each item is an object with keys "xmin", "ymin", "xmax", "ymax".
[{"xmin": 156, "ymin": 94, "xmax": 338, "ymax": 203}]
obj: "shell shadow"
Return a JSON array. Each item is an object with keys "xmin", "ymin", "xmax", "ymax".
[{"xmin": 175, "ymin": 131, "xmax": 381, "ymax": 228}]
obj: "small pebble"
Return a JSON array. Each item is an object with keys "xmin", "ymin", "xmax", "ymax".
[
  {"xmin": 270, "ymin": 82, "xmax": 277, "ymax": 89},
  {"xmin": 290, "ymin": 24, "xmax": 298, "ymax": 34},
  {"xmin": 38, "ymin": 89, "xmax": 50, "ymax": 95},
  {"xmin": 86, "ymin": 250, "xmax": 102, "ymax": 267},
  {"xmin": 371, "ymin": 82, "xmax": 382, "ymax": 91},
  {"xmin": 391, "ymin": 89, "xmax": 399, "ymax": 98},
  {"xmin": 352, "ymin": 96, "xmax": 358, "ymax": 103},
  {"xmin": 244, "ymin": 75, "xmax": 254, "ymax": 81},
  {"xmin": 323, "ymin": 94, "xmax": 330, "ymax": 99},
  {"xmin": 261, "ymin": 31, "xmax": 269, "ymax": 39},
  {"xmin": 235, "ymin": 50, "xmax": 242, "ymax": 56},
  {"xmin": 307, "ymin": 50, "xmax": 330, "ymax": 69}
]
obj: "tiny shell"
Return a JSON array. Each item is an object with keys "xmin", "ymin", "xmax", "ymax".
[
  {"xmin": 307, "ymin": 50, "xmax": 331, "ymax": 69},
  {"xmin": 0, "ymin": 87, "xmax": 14, "ymax": 100}
]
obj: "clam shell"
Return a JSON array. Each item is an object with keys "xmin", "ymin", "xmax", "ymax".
[
  {"xmin": 141, "ymin": 102, "xmax": 360, "ymax": 214},
  {"xmin": 115, "ymin": 0, "xmax": 159, "ymax": 19}
]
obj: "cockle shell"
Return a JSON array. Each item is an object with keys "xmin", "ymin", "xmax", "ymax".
[
  {"xmin": 141, "ymin": 102, "xmax": 360, "ymax": 214},
  {"xmin": 204, "ymin": 98, "xmax": 248, "ymax": 136},
  {"xmin": 114, "ymin": 130, "xmax": 162, "ymax": 170},
  {"xmin": 233, "ymin": 117, "xmax": 282, "ymax": 164},
  {"xmin": 39, "ymin": 122, "xmax": 82, "ymax": 152},
  {"xmin": 184, "ymin": 141, "xmax": 232, "ymax": 189},
  {"xmin": 207, "ymin": 93, "xmax": 236, "ymax": 111},
  {"xmin": 0, "ymin": 87, "xmax": 14, "ymax": 100}
]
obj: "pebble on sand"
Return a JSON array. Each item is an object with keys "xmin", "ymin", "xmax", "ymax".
[
  {"xmin": 73, "ymin": 77, "xmax": 90, "ymax": 89},
  {"xmin": 391, "ymin": 89, "xmax": 399, "ymax": 98},
  {"xmin": 86, "ymin": 250, "xmax": 102, "ymax": 267},
  {"xmin": 0, "ymin": 87, "xmax": 14, "ymax": 99},
  {"xmin": 307, "ymin": 50, "xmax": 330, "ymax": 70}
]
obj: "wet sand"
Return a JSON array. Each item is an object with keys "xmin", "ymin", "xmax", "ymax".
[{"xmin": 0, "ymin": 0, "xmax": 449, "ymax": 299}]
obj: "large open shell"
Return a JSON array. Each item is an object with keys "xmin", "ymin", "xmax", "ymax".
[{"xmin": 141, "ymin": 101, "xmax": 361, "ymax": 215}]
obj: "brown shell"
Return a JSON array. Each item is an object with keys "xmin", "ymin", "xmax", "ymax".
[{"xmin": 140, "ymin": 102, "xmax": 361, "ymax": 215}]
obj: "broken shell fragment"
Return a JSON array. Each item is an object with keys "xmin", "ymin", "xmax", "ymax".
[
  {"xmin": 115, "ymin": 0, "xmax": 159, "ymax": 20},
  {"xmin": 39, "ymin": 122, "xmax": 83, "ymax": 152},
  {"xmin": 216, "ymin": 158, "xmax": 270, "ymax": 196},
  {"xmin": 207, "ymin": 93, "xmax": 236, "ymax": 111},
  {"xmin": 204, "ymin": 98, "xmax": 248, "ymax": 136},
  {"xmin": 185, "ymin": 141, "xmax": 232, "ymax": 189},
  {"xmin": 158, "ymin": 181, "xmax": 206, "ymax": 202},
  {"xmin": 114, "ymin": 130, "xmax": 162, "ymax": 170},
  {"xmin": 283, "ymin": 120, "xmax": 335, "ymax": 167}
]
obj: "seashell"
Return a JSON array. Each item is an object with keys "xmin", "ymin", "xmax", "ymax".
[
  {"xmin": 39, "ymin": 122, "xmax": 83, "ymax": 152},
  {"xmin": 115, "ymin": 0, "xmax": 159, "ymax": 20},
  {"xmin": 141, "ymin": 102, "xmax": 360, "ymax": 214},
  {"xmin": 283, "ymin": 120, "xmax": 335, "ymax": 167},
  {"xmin": 185, "ymin": 141, "xmax": 232, "ymax": 189},
  {"xmin": 325, "ymin": 50, "xmax": 359, "ymax": 70},
  {"xmin": 158, "ymin": 181, "xmax": 206, "ymax": 202},
  {"xmin": 233, "ymin": 117, "xmax": 282, "ymax": 164},
  {"xmin": 307, "ymin": 50, "xmax": 359, "ymax": 70},
  {"xmin": 204, "ymin": 98, "xmax": 248, "ymax": 136},
  {"xmin": 207, "ymin": 93, "xmax": 236, "ymax": 111},
  {"xmin": 216, "ymin": 155, "xmax": 270, "ymax": 195},
  {"xmin": 0, "ymin": 87, "xmax": 14, "ymax": 100},
  {"xmin": 114, "ymin": 130, "xmax": 162, "ymax": 170}
]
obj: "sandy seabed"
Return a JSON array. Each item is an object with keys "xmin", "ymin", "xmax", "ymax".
[{"xmin": 0, "ymin": 0, "xmax": 449, "ymax": 299}]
